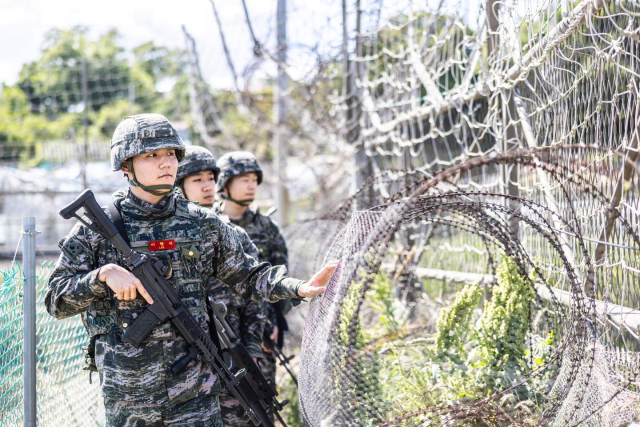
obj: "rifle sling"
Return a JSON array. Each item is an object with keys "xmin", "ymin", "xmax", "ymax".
[{"xmin": 108, "ymin": 201, "xmax": 130, "ymax": 246}]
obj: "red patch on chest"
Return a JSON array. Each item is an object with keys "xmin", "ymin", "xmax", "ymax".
[{"xmin": 148, "ymin": 239, "xmax": 176, "ymax": 251}]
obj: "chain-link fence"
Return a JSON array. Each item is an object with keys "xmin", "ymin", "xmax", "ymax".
[{"xmin": 0, "ymin": 221, "xmax": 103, "ymax": 427}]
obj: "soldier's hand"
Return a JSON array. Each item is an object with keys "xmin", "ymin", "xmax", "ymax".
[
  {"xmin": 298, "ymin": 260, "xmax": 339, "ymax": 299},
  {"xmin": 98, "ymin": 263, "xmax": 154, "ymax": 304},
  {"xmin": 270, "ymin": 326, "xmax": 279, "ymax": 344}
]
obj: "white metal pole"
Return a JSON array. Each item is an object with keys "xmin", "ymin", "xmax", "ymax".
[{"xmin": 22, "ymin": 217, "xmax": 37, "ymax": 427}]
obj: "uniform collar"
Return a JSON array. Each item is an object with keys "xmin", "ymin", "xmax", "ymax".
[
  {"xmin": 114, "ymin": 188, "xmax": 178, "ymax": 220},
  {"xmin": 213, "ymin": 201, "xmax": 256, "ymax": 227},
  {"xmin": 229, "ymin": 206, "xmax": 256, "ymax": 228}
]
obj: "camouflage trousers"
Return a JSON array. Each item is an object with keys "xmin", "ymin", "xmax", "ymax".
[
  {"xmin": 219, "ymin": 390, "xmax": 253, "ymax": 426},
  {"xmin": 219, "ymin": 353, "xmax": 277, "ymax": 426},
  {"xmin": 104, "ymin": 393, "xmax": 222, "ymax": 427}
]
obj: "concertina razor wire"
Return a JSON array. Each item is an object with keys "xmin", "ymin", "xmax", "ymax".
[{"xmin": 291, "ymin": 0, "xmax": 640, "ymax": 425}]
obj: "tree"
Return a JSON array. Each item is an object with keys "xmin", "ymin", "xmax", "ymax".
[{"xmin": 0, "ymin": 27, "xmax": 190, "ymax": 165}]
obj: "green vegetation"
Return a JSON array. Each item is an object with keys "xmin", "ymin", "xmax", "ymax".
[
  {"xmin": 336, "ymin": 255, "xmax": 552, "ymax": 424},
  {"xmin": 0, "ymin": 27, "xmax": 288, "ymax": 167},
  {"xmin": 0, "ymin": 27, "xmax": 189, "ymax": 165},
  {"xmin": 279, "ymin": 375, "xmax": 303, "ymax": 427},
  {"xmin": 334, "ymin": 276, "xmax": 388, "ymax": 426}
]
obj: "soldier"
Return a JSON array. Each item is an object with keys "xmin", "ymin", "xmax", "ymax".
[
  {"xmin": 214, "ymin": 152, "xmax": 291, "ymax": 403},
  {"xmin": 177, "ymin": 146, "xmax": 265, "ymax": 426},
  {"xmin": 45, "ymin": 114, "xmax": 336, "ymax": 427}
]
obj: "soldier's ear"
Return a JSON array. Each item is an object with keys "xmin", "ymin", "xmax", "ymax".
[{"xmin": 121, "ymin": 163, "xmax": 130, "ymax": 178}]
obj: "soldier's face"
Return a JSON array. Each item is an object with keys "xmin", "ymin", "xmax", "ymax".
[
  {"xmin": 226, "ymin": 172, "xmax": 258, "ymax": 199},
  {"xmin": 183, "ymin": 170, "xmax": 216, "ymax": 205},
  {"xmin": 124, "ymin": 149, "xmax": 179, "ymax": 186}
]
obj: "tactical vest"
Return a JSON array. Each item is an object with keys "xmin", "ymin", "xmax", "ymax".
[
  {"xmin": 82, "ymin": 197, "xmax": 209, "ymax": 340},
  {"xmin": 222, "ymin": 207, "xmax": 271, "ymax": 263}
]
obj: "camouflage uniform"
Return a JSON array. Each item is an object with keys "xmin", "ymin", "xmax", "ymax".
[
  {"xmin": 45, "ymin": 115, "xmax": 302, "ymax": 427},
  {"xmin": 218, "ymin": 206, "xmax": 291, "ymax": 387},
  {"xmin": 178, "ymin": 147, "xmax": 267, "ymax": 426},
  {"xmin": 215, "ymin": 152, "xmax": 291, "ymax": 397}
]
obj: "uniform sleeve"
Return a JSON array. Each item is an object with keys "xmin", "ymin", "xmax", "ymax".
[
  {"xmin": 236, "ymin": 227, "xmax": 267, "ymax": 357},
  {"xmin": 45, "ymin": 223, "xmax": 109, "ymax": 319},
  {"xmin": 237, "ymin": 227, "xmax": 260, "ymax": 261},
  {"xmin": 212, "ymin": 220, "xmax": 304, "ymax": 302}
]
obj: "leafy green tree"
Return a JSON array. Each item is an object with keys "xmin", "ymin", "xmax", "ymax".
[
  {"xmin": 17, "ymin": 27, "xmax": 130, "ymax": 116},
  {"xmin": 0, "ymin": 27, "xmax": 190, "ymax": 165}
]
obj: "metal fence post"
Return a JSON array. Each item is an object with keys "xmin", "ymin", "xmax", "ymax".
[{"xmin": 22, "ymin": 217, "xmax": 37, "ymax": 427}]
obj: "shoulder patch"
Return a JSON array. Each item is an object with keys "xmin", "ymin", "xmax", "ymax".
[{"xmin": 61, "ymin": 237, "xmax": 83, "ymax": 259}]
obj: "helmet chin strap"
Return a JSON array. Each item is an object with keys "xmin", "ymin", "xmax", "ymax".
[
  {"xmin": 180, "ymin": 184, "xmax": 215, "ymax": 208},
  {"xmin": 126, "ymin": 158, "xmax": 174, "ymax": 197},
  {"xmin": 221, "ymin": 185, "xmax": 254, "ymax": 207}
]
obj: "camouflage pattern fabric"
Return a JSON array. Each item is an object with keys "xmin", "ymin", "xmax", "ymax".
[
  {"xmin": 104, "ymin": 392, "xmax": 222, "ymax": 427},
  {"xmin": 207, "ymin": 214, "xmax": 265, "ymax": 358},
  {"xmin": 214, "ymin": 202, "xmax": 292, "ymax": 424},
  {"xmin": 110, "ymin": 114, "xmax": 185, "ymax": 171},
  {"xmin": 209, "ymin": 212, "xmax": 268, "ymax": 426},
  {"xmin": 216, "ymin": 205, "xmax": 292, "ymax": 343},
  {"xmin": 46, "ymin": 188, "xmax": 304, "ymax": 425},
  {"xmin": 256, "ymin": 352, "xmax": 277, "ymax": 398},
  {"xmin": 215, "ymin": 151, "xmax": 263, "ymax": 193},
  {"xmin": 218, "ymin": 392, "xmax": 255, "ymax": 427},
  {"xmin": 176, "ymin": 146, "xmax": 220, "ymax": 187}
]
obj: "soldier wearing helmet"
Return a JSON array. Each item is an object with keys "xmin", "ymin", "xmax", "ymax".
[
  {"xmin": 178, "ymin": 146, "xmax": 268, "ymax": 426},
  {"xmin": 215, "ymin": 151, "xmax": 292, "ymax": 413},
  {"xmin": 176, "ymin": 146, "xmax": 220, "ymax": 207},
  {"xmin": 46, "ymin": 114, "xmax": 337, "ymax": 427}
]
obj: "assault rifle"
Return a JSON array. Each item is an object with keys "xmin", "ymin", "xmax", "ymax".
[
  {"xmin": 59, "ymin": 189, "xmax": 287, "ymax": 426},
  {"xmin": 208, "ymin": 297, "xmax": 289, "ymax": 425},
  {"xmin": 262, "ymin": 332, "xmax": 298, "ymax": 386}
]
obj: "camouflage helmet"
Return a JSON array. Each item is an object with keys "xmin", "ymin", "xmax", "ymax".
[
  {"xmin": 216, "ymin": 151, "xmax": 263, "ymax": 193},
  {"xmin": 176, "ymin": 146, "xmax": 220, "ymax": 186},
  {"xmin": 110, "ymin": 113, "xmax": 185, "ymax": 172}
]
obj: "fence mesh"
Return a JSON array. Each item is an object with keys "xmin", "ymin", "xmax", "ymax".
[
  {"xmin": 292, "ymin": 0, "xmax": 640, "ymax": 425},
  {"xmin": 0, "ymin": 262, "xmax": 103, "ymax": 427},
  {"xmin": 2, "ymin": 0, "xmax": 640, "ymax": 425}
]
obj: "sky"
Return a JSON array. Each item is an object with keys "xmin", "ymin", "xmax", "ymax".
[{"xmin": 0, "ymin": 0, "xmax": 349, "ymax": 90}]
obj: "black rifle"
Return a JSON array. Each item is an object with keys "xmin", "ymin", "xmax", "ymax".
[
  {"xmin": 208, "ymin": 297, "xmax": 289, "ymax": 426},
  {"xmin": 59, "ymin": 189, "xmax": 283, "ymax": 426},
  {"xmin": 262, "ymin": 331, "xmax": 299, "ymax": 387}
]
